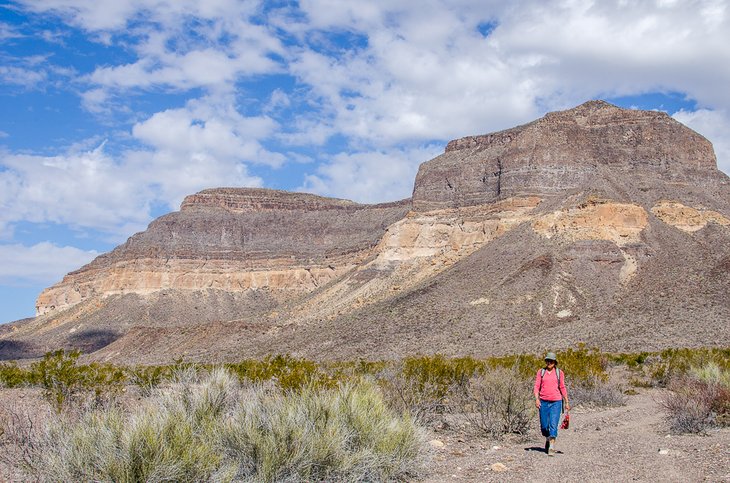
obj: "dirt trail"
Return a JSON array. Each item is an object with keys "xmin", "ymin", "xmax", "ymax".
[{"xmin": 425, "ymin": 388, "xmax": 730, "ymax": 482}]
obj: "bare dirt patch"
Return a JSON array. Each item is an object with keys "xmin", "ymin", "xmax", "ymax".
[{"xmin": 423, "ymin": 388, "xmax": 730, "ymax": 482}]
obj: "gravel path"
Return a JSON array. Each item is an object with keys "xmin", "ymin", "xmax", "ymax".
[{"xmin": 424, "ymin": 388, "xmax": 730, "ymax": 482}]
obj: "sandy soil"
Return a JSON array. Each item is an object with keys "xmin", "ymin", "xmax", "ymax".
[{"xmin": 424, "ymin": 388, "xmax": 730, "ymax": 482}]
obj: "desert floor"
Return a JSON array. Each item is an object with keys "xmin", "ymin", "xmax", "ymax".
[
  {"xmin": 424, "ymin": 387, "xmax": 730, "ymax": 482},
  {"xmin": 1, "ymin": 385, "xmax": 729, "ymax": 482}
]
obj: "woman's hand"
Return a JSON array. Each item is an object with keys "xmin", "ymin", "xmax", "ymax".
[{"xmin": 535, "ymin": 398, "xmax": 541, "ymax": 409}]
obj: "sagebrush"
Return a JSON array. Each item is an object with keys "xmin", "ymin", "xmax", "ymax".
[{"xmin": 10, "ymin": 368, "xmax": 426, "ymax": 482}]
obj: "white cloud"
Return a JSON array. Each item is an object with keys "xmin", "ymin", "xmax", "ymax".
[
  {"xmin": 0, "ymin": 131, "xmax": 8, "ymax": 138},
  {"xmin": 300, "ymin": 144, "xmax": 443, "ymax": 203},
  {"xmin": 673, "ymin": 109, "xmax": 730, "ymax": 175},
  {"xmin": 0, "ymin": 143, "xmax": 152, "ymax": 237},
  {"xmin": 0, "ymin": 65, "xmax": 47, "ymax": 87},
  {"xmin": 7, "ymin": 0, "xmax": 730, "ymax": 211},
  {"xmin": 0, "ymin": 95, "xmax": 272, "ymax": 238},
  {"xmin": 0, "ymin": 242, "xmax": 98, "ymax": 285},
  {"xmin": 0, "ymin": 22, "xmax": 23, "ymax": 41}
]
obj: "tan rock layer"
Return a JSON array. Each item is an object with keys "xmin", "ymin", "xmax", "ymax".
[
  {"xmin": 287, "ymin": 197, "xmax": 542, "ymax": 323},
  {"xmin": 36, "ymin": 257, "xmax": 357, "ymax": 316},
  {"xmin": 651, "ymin": 201, "xmax": 730, "ymax": 232},
  {"xmin": 531, "ymin": 200, "xmax": 649, "ymax": 246}
]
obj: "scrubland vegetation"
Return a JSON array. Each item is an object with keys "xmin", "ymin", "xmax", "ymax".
[{"xmin": 0, "ymin": 346, "xmax": 728, "ymax": 480}]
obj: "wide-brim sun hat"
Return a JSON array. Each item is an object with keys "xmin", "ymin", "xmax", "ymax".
[{"xmin": 544, "ymin": 352, "xmax": 557, "ymax": 362}]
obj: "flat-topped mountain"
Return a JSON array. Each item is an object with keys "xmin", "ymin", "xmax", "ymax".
[{"xmin": 2, "ymin": 101, "xmax": 729, "ymax": 363}]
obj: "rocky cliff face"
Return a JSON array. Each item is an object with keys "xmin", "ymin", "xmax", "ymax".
[
  {"xmin": 413, "ymin": 100, "xmax": 720, "ymax": 211},
  {"xmin": 3, "ymin": 101, "xmax": 729, "ymax": 363},
  {"xmin": 36, "ymin": 190, "xmax": 410, "ymax": 315}
]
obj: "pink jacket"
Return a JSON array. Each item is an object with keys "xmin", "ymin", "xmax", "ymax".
[{"xmin": 533, "ymin": 368, "xmax": 567, "ymax": 402}]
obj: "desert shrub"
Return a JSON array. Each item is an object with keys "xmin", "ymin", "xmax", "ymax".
[
  {"xmin": 401, "ymin": 355, "xmax": 485, "ymax": 393},
  {"xmin": 0, "ymin": 361, "xmax": 30, "ymax": 388},
  {"xmin": 689, "ymin": 362, "xmax": 730, "ymax": 389},
  {"xmin": 377, "ymin": 363, "xmax": 448, "ymax": 423},
  {"xmin": 553, "ymin": 345, "xmax": 608, "ymax": 384},
  {"xmin": 646, "ymin": 348, "xmax": 730, "ymax": 387},
  {"xmin": 127, "ymin": 365, "xmax": 173, "ymax": 396},
  {"xmin": 29, "ymin": 350, "xmax": 126, "ymax": 411},
  {"xmin": 486, "ymin": 346, "xmax": 607, "ymax": 384},
  {"xmin": 376, "ymin": 355, "xmax": 486, "ymax": 422},
  {"xmin": 662, "ymin": 362, "xmax": 730, "ymax": 433},
  {"xmin": 0, "ymin": 407, "xmax": 46, "ymax": 472},
  {"xmin": 455, "ymin": 366, "xmax": 534, "ymax": 439},
  {"xmin": 222, "ymin": 378, "xmax": 424, "ymax": 481},
  {"xmin": 609, "ymin": 351, "xmax": 651, "ymax": 368},
  {"xmin": 226, "ymin": 354, "xmax": 335, "ymax": 390},
  {"xmin": 16, "ymin": 367, "xmax": 424, "ymax": 482},
  {"xmin": 485, "ymin": 354, "xmax": 542, "ymax": 378}
]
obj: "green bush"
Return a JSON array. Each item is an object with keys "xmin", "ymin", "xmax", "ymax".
[
  {"xmin": 610, "ymin": 348, "xmax": 730, "ymax": 387},
  {"xmin": 226, "ymin": 354, "xmax": 334, "ymax": 390},
  {"xmin": 30, "ymin": 350, "xmax": 126, "ymax": 411},
  {"xmin": 19, "ymin": 368, "xmax": 425, "ymax": 482},
  {"xmin": 0, "ymin": 361, "xmax": 30, "ymax": 388},
  {"xmin": 127, "ymin": 365, "xmax": 172, "ymax": 396}
]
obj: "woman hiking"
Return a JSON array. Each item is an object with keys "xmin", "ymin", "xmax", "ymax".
[{"xmin": 533, "ymin": 352, "xmax": 570, "ymax": 456}]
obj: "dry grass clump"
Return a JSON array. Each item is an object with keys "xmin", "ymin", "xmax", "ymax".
[
  {"xmin": 569, "ymin": 376, "xmax": 626, "ymax": 408},
  {"xmin": 662, "ymin": 362, "xmax": 730, "ymax": 434},
  {"xmin": 10, "ymin": 367, "xmax": 425, "ymax": 482}
]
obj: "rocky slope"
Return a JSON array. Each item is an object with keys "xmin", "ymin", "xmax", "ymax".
[{"xmin": 2, "ymin": 100, "xmax": 729, "ymax": 363}]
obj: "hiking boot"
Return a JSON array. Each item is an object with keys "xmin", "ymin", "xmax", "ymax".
[
  {"xmin": 544, "ymin": 438, "xmax": 550, "ymax": 454},
  {"xmin": 548, "ymin": 438, "xmax": 556, "ymax": 456}
]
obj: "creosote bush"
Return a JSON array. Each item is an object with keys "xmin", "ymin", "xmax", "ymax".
[
  {"xmin": 225, "ymin": 354, "xmax": 334, "ymax": 390},
  {"xmin": 612, "ymin": 348, "xmax": 730, "ymax": 387},
  {"xmin": 0, "ymin": 361, "xmax": 27, "ymax": 388},
  {"xmin": 18, "ymin": 367, "xmax": 425, "ymax": 482},
  {"xmin": 455, "ymin": 367, "xmax": 534, "ymax": 439},
  {"xmin": 29, "ymin": 350, "xmax": 126, "ymax": 411}
]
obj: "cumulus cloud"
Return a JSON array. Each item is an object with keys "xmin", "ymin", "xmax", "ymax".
[
  {"xmin": 300, "ymin": 144, "xmax": 443, "ymax": 203},
  {"xmin": 284, "ymin": 0, "xmax": 730, "ymax": 147},
  {"xmin": 0, "ymin": 242, "xmax": 98, "ymax": 285},
  {"xmin": 0, "ymin": 143, "xmax": 152, "ymax": 237},
  {"xmin": 7, "ymin": 0, "xmax": 730, "ymax": 208},
  {"xmin": 0, "ymin": 95, "xmax": 272, "ymax": 238},
  {"xmin": 673, "ymin": 108, "xmax": 730, "ymax": 175}
]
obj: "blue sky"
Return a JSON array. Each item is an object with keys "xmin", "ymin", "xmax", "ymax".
[{"xmin": 1, "ymin": 0, "xmax": 730, "ymax": 324}]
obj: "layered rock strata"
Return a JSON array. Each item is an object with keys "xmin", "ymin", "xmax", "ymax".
[
  {"xmin": 412, "ymin": 100, "xmax": 719, "ymax": 211},
  {"xmin": 3, "ymin": 100, "xmax": 729, "ymax": 363},
  {"xmin": 36, "ymin": 191, "xmax": 411, "ymax": 315}
]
